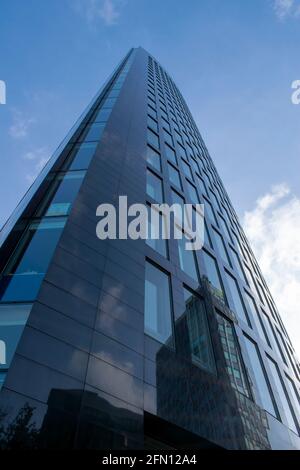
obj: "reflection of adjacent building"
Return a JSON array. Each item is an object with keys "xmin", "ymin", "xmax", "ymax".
[
  {"xmin": 154, "ymin": 278, "xmax": 271, "ymax": 450},
  {"xmin": 0, "ymin": 388, "xmax": 142, "ymax": 449}
]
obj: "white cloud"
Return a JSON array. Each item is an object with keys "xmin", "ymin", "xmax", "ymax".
[
  {"xmin": 243, "ymin": 184, "xmax": 300, "ymax": 358},
  {"xmin": 23, "ymin": 147, "xmax": 49, "ymax": 184},
  {"xmin": 273, "ymin": 0, "xmax": 300, "ymax": 19},
  {"xmin": 9, "ymin": 109, "xmax": 35, "ymax": 139},
  {"xmin": 74, "ymin": 0, "xmax": 122, "ymax": 26}
]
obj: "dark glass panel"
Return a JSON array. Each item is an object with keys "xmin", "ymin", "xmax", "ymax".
[{"xmin": 0, "ymin": 218, "xmax": 66, "ymax": 302}]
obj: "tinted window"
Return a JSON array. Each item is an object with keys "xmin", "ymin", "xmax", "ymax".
[
  {"xmin": 267, "ymin": 357, "xmax": 298, "ymax": 434},
  {"xmin": 146, "ymin": 146, "xmax": 161, "ymax": 172},
  {"xmin": 146, "ymin": 170, "xmax": 163, "ymax": 203},
  {"xmin": 183, "ymin": 288, "xmax": 215, "ymax": 371},
  {"xmin": 178, "ymin": 236, "xmax": 199, "ymax": 283},
  {"xmin": 225, "ymin": 273, "xmax": 249, "ymax": 325},
  {"xmin": 244, "ymin": 337, "xmax": 277, "ymax": 417},
  {"xmin": 144, "ymin": 262, "xmax": 172, "ymax": 344},
  {"xmin": 168, "ymin": 163, "xmax": 181, "ymax": 189},
  {"xmin": 0, "ymin": 218, "xmax": 66, "ymax": 302}
]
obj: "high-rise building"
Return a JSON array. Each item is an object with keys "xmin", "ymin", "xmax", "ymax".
[{"xmin": 0, "ymin": 47, "xmax": 299, "ymax": 450}]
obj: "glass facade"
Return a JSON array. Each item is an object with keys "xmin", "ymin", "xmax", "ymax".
[{"xmin": 0, "ymin": 47, "xmax": 299, "ymax": 450}]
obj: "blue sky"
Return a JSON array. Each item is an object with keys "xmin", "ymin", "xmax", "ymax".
[{"xmin": 0, "ymin": 0, "xmax": 300, "ymax": 352}]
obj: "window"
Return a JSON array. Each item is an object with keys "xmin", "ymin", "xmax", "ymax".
[
  {"xmin": 94, "ymin": 108, "xmax": 112, "ymax": 123},
  {"xmin": 202, "ymin": 251, "xmax": 225, "ymax": 302},
  {"xmin": 263, "ymin": 312, "xmax": 287, "ymax": 365},
  {"xmin": 66, "ymin": 142, "xmax": 97, "ymax": 171},
  {"xmin": 167, "ymin": 163, "xmax": 182, "ymax": 189},
  {"xmin": 102, "ymin": 97, "xmax": 116, "ymax": 109},
  {"xmin": 146, "ymin": 145, "xmax": 161, "ymax": 172},
  {"xmin": 146, "ymin": 170, "xmax": 163, "ymax": 203},
  {"xmin": 165, "ymin": 143, "xmax": 177, "ymax": 165},
  {"xmin": 183, "ymin": 288, "xmax": 215, "ymax": 372},
  {"xmin": 191, "ymin": 158, "xmax": 200, "ymax": 174},
  {"xmin": 285, "ymin": 375, "xmax": 300, "ymax": 409},
  {"xmin": 244, "ymin": 292, "xmax": 270, "ymax": 345},
  {"xmin": 37, "ymin": 171, "xmax": 85, "ymax": 217},
  {"xmin": 196, "ymin": 176, "xmax": 208, "ymax": 197},
  {"xmin": 182, "ymin": 160, "xmax": 193, "ymax": 180},
  {"xmin": 163, "ymin": 129, "xmax": 173, "ymax": 147},
  {"xmin": 212, "ymin": 229, "xmax": 230, "ymax": 266},
  {"xmin": 210, "ymin": 190, "xmax": 222, "ymax": 212},
  {"xmin": 229, "ymin": 247, "xmax": 248, "ymax": 285},
  {"xmin": 147, "ymin": 128, "xmax": 160, "ymax": 149},
  {"xmin": 177, "ymin": 143, "xmax": 186, "ymax": 160},
  {"xmin": 146, "ymin": 207, "xmax": 168, "ymax": 258},
  {"xmin": 175, "ymin": 130, "xmax": 183, "ymax": 146},
  {"xmin": 144, "ymin": 262, "xmax": 173, "ymax": 344},
  {"xmin": 177, "ymin": 235, "xmax": 199, "ymax": 283},
  {"xmin": 162, "ymin": 118, "xmax": 171, "ymax": 133},
  {"xmin": 80, "ymin": 122, "xmax": 105, "ymax": 142},
  {"xmin": 267, "ymin": 357, "xmax": 298, "ymax": 434},
  {"xmin": 219, "ymin": 215, "xmax": 233, "ymax": 242},
  {"xmin": 186, "ymin": 181, "xmax": 199, "ymax": 205},
  {"xmin": 148, "ymin": 105, "xmax": 157, "ymax": 120},
  {"xmin": 0, "ymin": 218, "xmax": 66, "ymax": 302},
  {"xmin": 217, "ymin": 313, "xmax": 251, "ymax": 397},
  {"xmin": 147, "ymin": 115, "xmax": 158, "ymax": 133},
  {"xmin": 0, "ymin": 303, "xmax": 32, "ymax": 374},
  {"xmin": 203, "ymin": 198, "xmax": 217, "ymax": 225},
  {"xmin": 204, "ymin": 221, "xmax": 213, "ymax": 248},
  {"xmin": 243, "ymin": 336, "xmax": 278, "ymax": 417},
  {"xmin": 160, "ymin": 108, "xmax": 168, "ymax": 121},
  {"xmin": 225, "ymin": 272, "xmax": 250, "ymax": 326}
]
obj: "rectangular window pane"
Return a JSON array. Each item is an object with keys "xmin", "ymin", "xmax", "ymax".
[
  {"xmin": 187, "ymin": 181, "xmax": 199, "ymax": 205},
  {"xmin": 146, "ymin": 169, "xmax": 163, "ymax": 203},
  {"xmin": 225, "ymin": 272, "xmax": 249, "ymax": 325},
  {"xmin": 162, "ymin": 118, "xmax": 170, "ymax": 133},
  {"xmin": 244, "ymin": 336, "xmax": 277, "ymax": 417},
  {"xmin": 177, "ymin": 143, "xmax": 186, "ymax": 160},
  {"xmin": 212, "ymin": 228, "xmax": 230, "ymax": 266},
  {"xmin": 0, "ymin": 218, "xmax": 66, "ymax": 302},
  {"xmin": 267, "ymin": 357, "xmax": 298, "ymax": 434},
  {"xmin": 244, "ymin": 292, "xmax": 270, "ymax": 345},
  {"xmin": 168, "ymin": 163, "xmax": 182, "ymax": 189},
  {"xmin": 202, "ymin": 251, "xmax": 225, "ymax": 302},
  {"xmin": 196, "ymin": 175, "xmax": 208, "ymax": 197},
  {"xmin": 81, "ymin": 122, "xmax": 105, "ymax": 142},
  {"xmin": 229, "ymin": 247, "xmax": 248, "ymax": 285},
  {"xmin": 204, "ymin": 198, "xmax": 217, "ymax": 225},
  {"xmin": 148, "ymin": 105, "xmax": 157, "ymax": 120},
  {"xmin": 178, "ymin": 236, "xmax": 199, "ymax": 283},
  {"xmin": 67, "ymin": 142, "xmax": 97, "ymax": 171},
  {"xmin": 38, "ymin": 171, "xmax": 85, "ymax": 217},
  {"xmin": 146, "ymin": 145, "xmax": 161, "ymax": 172},
  {"xmin": 263, "ymin": 312, "xmax": 287, "ymax": 364},
  {"xmin": 217, "ymin": 313, "xmax": 251, "ymax": 397},
  {"xmin": 183, "ymin": 288, "xmax": 215, "ymax": 372},
  {"xmin": 182, "ymin": 160, "xmax": 193, "ymax": 180},
  {"xmin": 147, "ymin": 128, "xmax": 160, "ymax": 149},
  {"xmin": 0, "ymin": 303, "xmax": 32, "ymax": 371},
  {"xmin": 163, "ymin": 129, "xmax": 173, "ymax": 147},
  {"xmin": 285, "ymin": 375, "xmax": 300, "ymax": 409},
  {"xmin": 144, "ymin": 262, "xmax": 172, "ymax": 344},
  {"xmin": 94, "ymin": 108, "xmax": 112, "ymax": 123},
  {"xmin": 146, "ymin": 208, "xmax": 167, "ymax": 258},
  {"xmin": 147, "ymin": 115, "xmax": 158, "ymax": 133},
  {"xmin": 165, "ymin": 143, "xmax": 177, "ymax": 165}
]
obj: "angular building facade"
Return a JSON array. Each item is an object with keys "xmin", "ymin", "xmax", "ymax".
[{"xmin": 0, "ymin": 47, "xmax": 299, "ymax": 450}]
